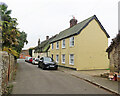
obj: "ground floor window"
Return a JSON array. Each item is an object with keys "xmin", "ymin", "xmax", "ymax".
[
  {"xmin": 56, "ymin": 55, "xmax": 59, "ymax": 63},
  {"xmin": 69, "ymin": 54, "xmax": 74, "ymax": 65},
  {"xmin": 62, "ymin": 54, "xmax": 65, "ymax": 64}
]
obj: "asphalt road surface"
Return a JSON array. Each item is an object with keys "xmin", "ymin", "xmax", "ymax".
[{"xmin": 12, "ymin": 59, "xmax": 112, "ymax": 94}]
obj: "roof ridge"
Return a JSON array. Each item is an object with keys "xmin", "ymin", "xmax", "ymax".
[
  {"xmin": 58, "ymin": 15, "xmax": 95, "ymax": 34},
  {"xmin": 77, "ymin": 15, "xmax": 95, "ymax": 25},
  {"xmin": 50, "ymin": 15, "xmax": 109, "ymax": 43}
]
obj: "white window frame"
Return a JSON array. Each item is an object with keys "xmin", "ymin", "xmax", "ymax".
[
  {"xmin": 62, "ymin": 39, "xmax": 65, "ymax": 48},
  {"xmin": 56, "ymin": 41, "xmax": 59, "ymax": 49},
  {"xmin": 70, "ymin": 37, "xmax": 74, "ymax": 47},
  {"xmin": 51, "ymin": 43, "xmax": 54, "ymax": 49},
  {"xmin": 69, "ymin": 54, "xmax": 74, "ymax": 65},
  {"xmin": 62, "ymin": 54, "xmax": 65, "ymax": 64},
  {"xmin": 56, "ymin": 55, "xmax": 59, "ymax": 63}
]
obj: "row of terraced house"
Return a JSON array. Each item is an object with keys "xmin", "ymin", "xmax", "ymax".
[{"xmin": 32, "ymin": 15, "xmax": 113, "ymax": 71}]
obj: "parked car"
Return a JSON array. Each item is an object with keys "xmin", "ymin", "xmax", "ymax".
[
  {"xmin": 38, "ymin": 57, "xmax": 58, "ymax": 70},
  {"xmin": 32, "ymin": 58, "xmax": 40, "ymax": 65},
  {"xmin": 28, "ymin": 57, "xmax": 34, "ymax": 63},
  {"xmin": 25, "ymin": 57, "xmax": 31, "ymax": 62}
]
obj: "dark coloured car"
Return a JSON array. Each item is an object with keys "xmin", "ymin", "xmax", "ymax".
[{"xmin": 38, "ymin": 57, "xmax": 58, "ymax": 70}]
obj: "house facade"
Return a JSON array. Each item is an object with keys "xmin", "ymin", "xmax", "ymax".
[
  {"xmin": 49, "ymin": 15, "xmax": 110, "ymax": 70},
  {"xmin": 33, "ymin": 35, "xmax": 57, "ymax": 58},
  {"xmin": 20, "ymin": 49, "xmax": 30, "ymax": 59},
  {"xmin": 106, "ymin": 32, "xmax": 120, "ymax": 72}
]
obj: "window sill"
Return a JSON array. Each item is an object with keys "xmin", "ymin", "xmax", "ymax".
[
  {"xmin": 62, "ymin": 62, "xmax": 65, "ymax": 64},
  {"xmin": 69, "ymin": 63, "xmax": 74, "ymax": 65},
  {"xmin": 69, "ymin": 46, "xmax": 74, "ymax": 48},
  {"xmin": 62, "ymin": 47, "xmax": 65, "ymax": 49}
]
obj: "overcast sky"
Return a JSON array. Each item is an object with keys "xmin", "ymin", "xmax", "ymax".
[{"xmin": 1, "ymin": 0, "xmax": 119, "ymax": 49}]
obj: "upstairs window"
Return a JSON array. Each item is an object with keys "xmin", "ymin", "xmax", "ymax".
[
  {"xmin": 62, "ymin": 39, "xmax": 65, "ymax": 48},
  {"xmin": 51, "ymin": 43, "xmax": 54, "ymax": 49},
  {"xmin": 70, "ymin": 37, "xmax": 74, "ymax": 47},
  {"xmin": 56, "ymin": 41, "xmax": 59, "ymax": 49},
  {"xmin": 69, "ymin": 54, "xmax": 74, "ymax": 65}
]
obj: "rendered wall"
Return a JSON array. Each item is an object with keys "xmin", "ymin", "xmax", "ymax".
[
  {"xmin": 75, "ymin": 19, "xmax": 109, "ymax": 70},
  {"xmin": 50, "ymin": 19, "xmax": 109, "ymax": 70}
]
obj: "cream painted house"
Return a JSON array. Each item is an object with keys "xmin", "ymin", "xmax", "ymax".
[{"xmin": 49, "ymin": 15, "xmax": 110, "ymax": 70}]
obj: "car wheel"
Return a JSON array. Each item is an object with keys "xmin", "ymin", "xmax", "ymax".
[{"xmin": 42, "ymin": 65, "xmax": 45, "ymax": 70}]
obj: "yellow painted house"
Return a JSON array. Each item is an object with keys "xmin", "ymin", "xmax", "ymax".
[{"xmin": 49, "ymin": 15, "xmax": 110, "ymax": 70}]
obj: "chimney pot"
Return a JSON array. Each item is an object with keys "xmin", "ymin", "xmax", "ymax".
[
  {"xmin": 70, "ymin": 17, "xmax": 77, "ymax": 27},
  {"xmin": 46, "ymin": 36, "xmax": 49, "ymax": 40}
]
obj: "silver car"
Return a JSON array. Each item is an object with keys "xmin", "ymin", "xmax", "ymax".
[{"xmin": 32, "ymin": 58, "xmax": 40, "ymax": 65}]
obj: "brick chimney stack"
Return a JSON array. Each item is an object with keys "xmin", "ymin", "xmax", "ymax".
[
  {"xmin": 70, "ymin": 16, "xmax": 77, "ymax": 27},
  {"xmin": 46, "ymin": 36, "xmax": 49, "ymax": 40}
]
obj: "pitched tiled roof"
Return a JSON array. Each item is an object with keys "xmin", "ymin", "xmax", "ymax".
[
  {"xmin": 50, "ymin": 15, "xmax": 110, "ymax": 43},
  {"xmin": 34, "ymin": 35, "xmax": 57, "ymax": 53}
]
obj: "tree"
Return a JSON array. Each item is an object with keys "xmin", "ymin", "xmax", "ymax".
[
  {"xmin": 13, "ymin": 31, "xmax": 28, "ymax": 56},
  {"xmin": 0, "ymin": 2, "xmax": 28, "ymax": 57},
  {"xmin": 0, "ymin": 3, "xmax": 19, "ymax": 47},
  {"xmin": 0, "ymin": 2, "xmax": 11, "ymax": 22}
]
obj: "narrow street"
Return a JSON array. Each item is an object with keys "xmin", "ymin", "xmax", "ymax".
[{"xmin": 12, "ymin": 59, "xmax": 111, "ymax": 94}]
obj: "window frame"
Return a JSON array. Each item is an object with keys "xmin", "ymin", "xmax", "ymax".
[
  {"xmin": 56, "ymin": 41, "xmax": 59, "ymax": 49},
  {"xmin": 69, "ymin": 54, "xmax": 74, "ymax": 65},
  {"xmin": 62, "ymin": 54, "xmax": 65, "ymax": 64},
  {"xmin": 70, "ymin": 37, "xmax": 74, "ymax": 47},
  {"xmin": 51, "ymin": 43, "xmax": 54, "ymax": 49},
  {"xmin": 56, "ymin": 54, "xmax": 59, "ymax": 63},
  {"xmin": 62, "ymin": 39, "xmax": 65, "ymax": 48}
]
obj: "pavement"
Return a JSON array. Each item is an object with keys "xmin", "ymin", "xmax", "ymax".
[{"xmin": 58, "ymin": 67, "xmax": 120, "ymax": 95}]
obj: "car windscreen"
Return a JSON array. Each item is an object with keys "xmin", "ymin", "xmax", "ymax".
[{"xmin": 44, "ymin": 57, "xmax": 53, "ymax": 62}]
